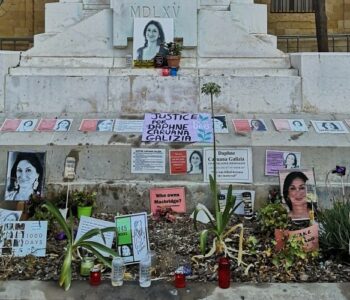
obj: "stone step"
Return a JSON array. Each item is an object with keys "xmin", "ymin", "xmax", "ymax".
[{"xmin": 0, "ymin": 113, "xmax": 348, "ymax": 211}]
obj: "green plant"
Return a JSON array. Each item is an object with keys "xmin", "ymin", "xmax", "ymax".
[
  {"xmin": 43, "ymin": 201, "xmax": 118, "ymax": 291},
  {"xmin": 71, "ymin": 190, "xmax": 96, "ymax": 207},
  {"xmin": 193, "ymin": 82, "xmax": 243, "ymax": 262},
  {"xmin": 165, "ymin": 42, "xmax": 183, "ymax": 56},
  {"xmin": 272, "ymin": 235, "xmax": 315, "ymax": 272},
  {"xmin": 257, "ymin": 203, "xmax": 291, "ymax": 234},
  {"xmin": 245, "ymin": 236, "xmax": 259, "ymax": 255},
  {"xmin": 318, "ymin": 201, "xmax": 350, "ymax": 259}
]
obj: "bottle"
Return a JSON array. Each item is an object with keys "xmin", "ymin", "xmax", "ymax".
[
  {"xmin": 218, "ymin": 257, "xmax": 230, "ymax": 289},
  {"xmin": 139, "ymin": 252, "xmax": 151, "ymax": 287},
  {"xmin": 111, "ymin": 256, "xmax": 125, "ymax": 286},
  {"xmin": 242, "ymin": 192, "xmax": 253, "ymax": 219}
]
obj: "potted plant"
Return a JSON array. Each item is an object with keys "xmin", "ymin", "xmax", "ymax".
[
  {"xmin": 165, "ymin": 42, "xmax": 183, "ymax": 69},
  {"xmin": 71, "ymin": 190, "xmax": 96, "ymax": 218}
]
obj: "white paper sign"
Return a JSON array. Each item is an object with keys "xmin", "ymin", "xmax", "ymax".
[
  {"xmin": 131, "ymin": 149, "xmax": 166, "ymax": 174},
  {"xmin": 203, "ymin": 148, "xmax": 253, "ymax": 183},
  {"xmin": 311, "ymin": 120, "xmax": 348, "ymax": 134},
  {"xmin": 75, "ymin": 216, "xmax": 115, "ymax": 257},
  {"xmin": 114, "ymin": 119, "xmax": 144, "ymax": 133},
  {"xmin": 0, "ymin": 221, "xmax": 48, "ymax": 257}
]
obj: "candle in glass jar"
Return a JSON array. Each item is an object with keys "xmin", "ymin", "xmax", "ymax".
[
  {"xmin": 218, "ymin": 257, "xmax": 230, "ymax": 289},
  {"xmin": 80, "ymin": 257, "xmax": 95, "ymax": 277},
  {"xmin": 162, "ymin": 68, "xmax": 169, "ymax": 76},
  {"xmin": 90, "ymin": 267, "xmax": 101, "ymax": 286},
  {"xmin": 174, "ymin": 272, "xmax": 186, "ymax": 288}
]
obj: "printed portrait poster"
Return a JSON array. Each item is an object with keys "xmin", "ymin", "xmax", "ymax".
[
  {"xmin": 279, "ymin": 168, "xmax": 317, "ymax": 221},
  {"xmin": 0, "ymin": 119, "xmax": 38, "ymax": 132},
  {"xmin": 265, "ymin": 150, "xmax": 302, "ymax": 176},
  {"xmin": 131, "ymin": 148, "xmax": 166, "ymax": 174},
  {"xmin": 36, "ymin": 119, "xmax": 73, "ymax": 132},
  {"xmin": 311, "ymin": 120, "xmax": 349, "ymax": 134},
  {"xmin": 169, "ymin": 149, "xmax": 203, "ymax": 175},
  {"xmin": 0, "ymin": 221, "xmax": 48, "ymax": 257},
  {"xmin": 115, "ymin": 212, "xmax": 149, "ymax": 264},
  {"xmin": 114, "ymin": 119, "xmax": 144, "ymax": 133},
  {"xmin": 203, "ymin": 148, "xmax": 253, "ymax": 183},
  {"xmin": 213, "ymin": 115, "xmax": 229, "ymax": 133},
  {"xmin": 218, "ymin": 190, "xmax": 255, "ymax": 216},
  {"xmin": 272, "ymin": 119, "xmax": 308, "ymax": 132},
  {"xmin": 133, "ymin": 18, "xmax": 174, "ymax": 67},
  {"xmin": 79, "ymin": 119, "xmax": 114, "ymax": 132},
  {"xmin": 232, "ymin": 119, "xmax": 267, "ymax": 132},
  {"xmin": 0, "ymin": 209, "xmax": 22, "ymax": 224},
  {"xmin": 142, "ymin": 113, "xmax": 213, "ymax": 143},
  {"xmin": 75, "ymin": 216, "xmax": 115, "ymax": 257},
  {"xmin": 149, "ymin": 187, "xmax": 186, "ymax": 213},
  {"xmin": 5, "ymin": 151, "xmax": 46, "ymax": 201}
]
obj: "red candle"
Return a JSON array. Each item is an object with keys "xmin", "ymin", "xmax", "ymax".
[
  {"xmin": 89, "ymin": 267, "xmax": 101, "ymax": 286},
  {"xmin": 174, "ymin": 272, "xmax": 186, "ymax": 288},
  {"xmin": 218, "ymin": 257, "xmax": 230, "ymax": 289},
  {"xmin": 162, "ymin": 68, "xmax": 169, "ymax": 76}
]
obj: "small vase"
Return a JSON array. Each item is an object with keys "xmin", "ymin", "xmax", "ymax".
[{"xmin": 77, "ymin": 206, "xmax": 93, "ymax": 218}]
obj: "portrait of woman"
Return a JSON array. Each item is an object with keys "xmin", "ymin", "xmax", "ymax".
[
  {"xmin": 96, "ymin": 119, "xmax": 114, "ymax": 132},
  {"xmin": 282, "ymin": 171, "xmax": 311, "ymax": 220},
  {"xmin": 2, "ymin": 212, "xmax": 19, "ymax": 230},
  {"xmin": 250, "ymin": 119, "xmax": 267, "ymax": 131},
  {"xmin": 187, "ymin": 150, "xmax": 203, "ymax": 174},
  {"xmin": 54, "ymin": 119, "xmax": 71, "ymax": 132},
  {"xmin": 213, "ymin": 116, "xmax": 228, "ymax": 133},
  {"xmin": 133, "ymin": 18, "xmax": 174, "ymax": 62},
  {"xmin": 120, "ymin": 245, "xmax": 132, "ymax": 257},
  {"xmin": 5, "ymin": 152, "xmax": 45, "ymax": 201},
  {"xmin": 133, "ymin": 219, "xmax": 146, "ymax": 256},
  {"xmin": 136, "ymin": 20, "xmax": 167, "ymax": 61},
  {"xmin": 322, "ymin": 122, "xmax": 339, "ymax": 131},
  {"xmin": 283, "ymin": 153, "xmax": 299, "ymax": 169},
  {"xmin": 290, "ymin": 119, "xmax": 307, "ymax": 131},
  {"xmin": 18, "ymin": 119, "xmax": 36, "ymax": 132}
]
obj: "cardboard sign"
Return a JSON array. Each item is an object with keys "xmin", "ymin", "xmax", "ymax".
[
  {"xmin": 0, "ymin": 221, "xmax": 48, "ymax": 257},
  {"xmin": 36, "ymin": 119, "xmax": 73, "ymax": 132},
  {"xmin": 272, "ymin": 119, "xmax": 308, "ymax": 132},
  {"xmin": 232, "ymin": 119, "xmax": 267, "ymax": 132},
  {"xmin": 265, "ymin": 150, "xmax": 302, "ymax": 176},
  {"xmin": 203, "ymin": 148, "xmax": 253, "ymax": 183},
  {"xmin": 142, "ymin": 113, "xmax": 213, "ymax": 143},
  {"xmin": 131, "ymin": 149, "xmax": 166, "ymax": 174},
  {"xmin": 115, "ymin": 212, "xmax": 149, "ymax": 264},
  {"xmin": 75, "ymin": 216, "xmax": 115, "ymax": 257},
  {"xmin": 79, "ymin": 119, "xmax": 114, "ymax": 132},
  {"xmin": 275, "ymin": 224, "xmax": 319, "ymax": 252},
  {"xmin": 149, "ymin": 187, "xmax": 186, "ymax": 213},
  {"xmin": 169, "ymin": 149, "xmax": 203, "ymax": 175},
  {"xmin": 0, "ymin": 119, "xmax": 38, "ymax": 132}
]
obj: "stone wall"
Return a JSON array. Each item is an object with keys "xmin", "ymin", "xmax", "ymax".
[
  {"xmin": 256, "ymin": 0, "xmax": 350, "ymax": 35},
  {"xmin": 0, "ymin": 0, "xmax": 57, "ymax": 37}
]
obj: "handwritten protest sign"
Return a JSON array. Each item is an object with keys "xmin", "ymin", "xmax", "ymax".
[
  {"xmin": 149, "ymin": 187, "xmax": 186, "ymax": 213},
  {"xmin": 142, "ymin": 113, "xmax": 213, "ymax": 143}
]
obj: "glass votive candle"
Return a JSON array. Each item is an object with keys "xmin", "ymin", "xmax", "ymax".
[
  {"xmin": 162, "ymin": 67, "xmax": 169, "ymax": 76},
  {"xmin": 80, "ymin": 256, "xmax": 95, "ymax": 277},
  {"xmin": 174, "ymin": 272, "xmax": 186, "ymax": 288},
  {"xmin": 89, "ymin": 266, "xmax": 101, "ymax": 286}
]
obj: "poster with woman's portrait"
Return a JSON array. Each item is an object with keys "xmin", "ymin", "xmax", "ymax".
[
  {"xmin": 279, "ymin": 169, "xmax": 317, "ymax": 221},
  {"xmin": 133, "ymin": 18, "xmax": 174, "ymax": 67},
  {"xmin": 36, "ymin": 119, "xmax": 73, "ymax": 132},
  {"xmin": 311, "ymin": 120, "xmax": 348, "ymax": 134},
  {"xmin": 265, "ymin": 150, "xmax": 301, "ymax": 176},
  {"xmin": 5, "ymin": 151, "xmax": 46, "ymax": 201}
]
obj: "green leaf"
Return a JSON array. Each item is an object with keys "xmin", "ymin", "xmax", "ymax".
[
  {"xmin": 222, "ymin": 185, "xmax": 235, "ymax": 229},
  {"xmin": 74, "ymin": 227, "xmax": 116, "ymax": 245},
  {"xmin": 59, "ymin": 245, "xmax": 72, "ymax": 291},
  {"xmin": 43, "ymin": 201, "xmax": 72, "ymax": 241},
  {"xmin": 193, "ymin": 205, "xmax": 215, "ymax": 231},
  {"xmin": 199, "ymin": 230, "xmax": 209, "ymax": 255},
  {"xmin": 78, "ymin": 242, "xmax": 116, "ymax": 268}
]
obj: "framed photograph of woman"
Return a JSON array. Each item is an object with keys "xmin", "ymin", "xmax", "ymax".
[
  {"xmin": 4, "ymin": 151, "xmax": 46, "ymax": 201},
  {"xmin": 133, "ymin": 18, "xmax": 174, "ymax": 67},
  {"xmin": 279, "ymin": 168, "xmax": 317, "ymax": 221}
]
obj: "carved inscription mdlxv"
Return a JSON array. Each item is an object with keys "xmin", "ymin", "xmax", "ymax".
[{"xmin": 131, "ymin": 6, "xmax": 181, "ymax": 18}]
